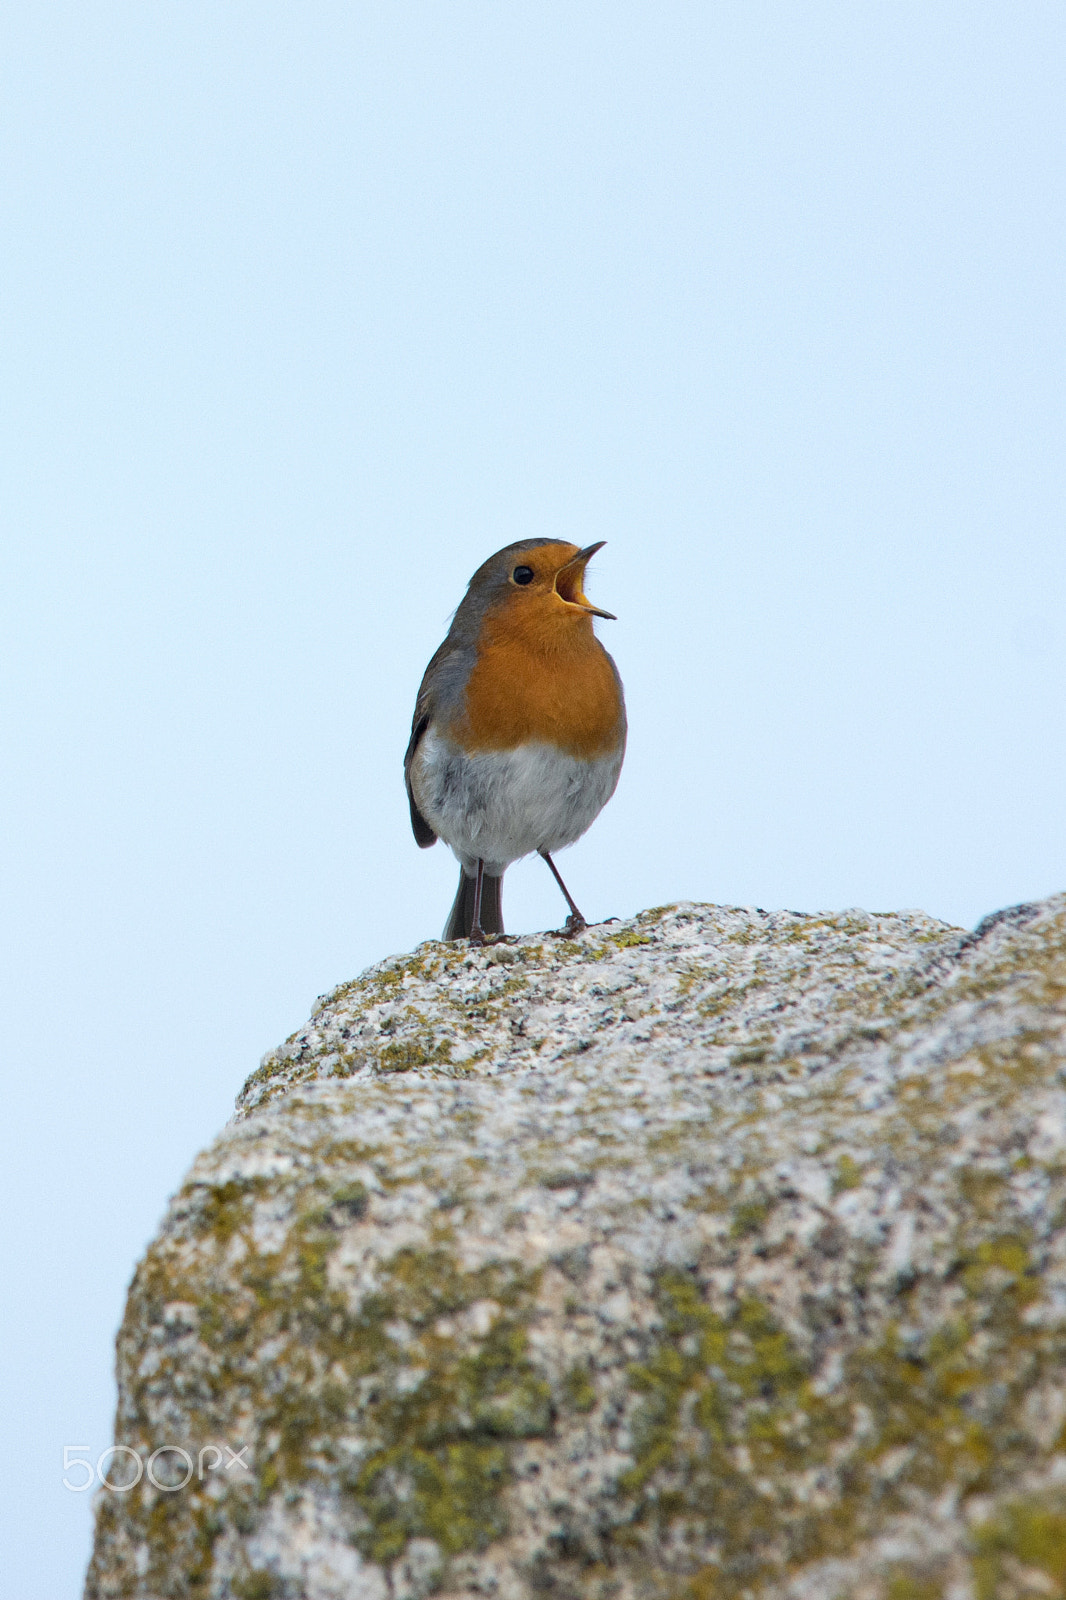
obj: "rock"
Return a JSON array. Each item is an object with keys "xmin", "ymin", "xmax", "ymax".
[{"xmin": 85, "ymin": 896, "xmax": 1066, "ymax": 1600}]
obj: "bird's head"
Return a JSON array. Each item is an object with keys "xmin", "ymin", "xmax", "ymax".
[{"xmin": 467, "ymin": 540, "xmax": 616, "ymax": 636}]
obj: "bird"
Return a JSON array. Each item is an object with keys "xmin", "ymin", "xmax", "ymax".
[{"xmin": 404, "ymin": 538, "xmax": 626, "ymax": 944}]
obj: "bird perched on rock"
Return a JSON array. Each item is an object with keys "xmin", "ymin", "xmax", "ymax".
[{"xmin": 405, "ymin": 539, "xmax": 626, "ymax": 944}]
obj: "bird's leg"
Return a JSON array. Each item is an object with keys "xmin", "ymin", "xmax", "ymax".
[
  {"xmin": 469, "ymin": 859, "xmax": 487, "ymax": 946},
  {"xmin": 465, "ymin": 861, "xmax": 517, "ymax": 947},
  {"xmin": 540, "ymin": 851, "xmax": 587, "ymax": 937}
]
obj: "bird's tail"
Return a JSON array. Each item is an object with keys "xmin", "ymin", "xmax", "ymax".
[{"xmin": 443, "ymin": 867, "xmax": 504, "ymax": 941}]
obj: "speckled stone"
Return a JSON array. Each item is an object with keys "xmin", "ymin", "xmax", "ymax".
[{"xmin": 86, "ymin": 896, "xmax": 1066, "ymax": 1600}]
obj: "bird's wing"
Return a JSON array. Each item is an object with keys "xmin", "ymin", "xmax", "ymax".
[
  {"xmin": 404, "ymin": 637, "xmax": 454, "ymax": 849},
  {"xmin": 405, "ymin": 623, "xmax": 476, "ymax": 850},
  {"xmin": 404, "ymin": 708, "xmax": 437, "ymax": 848}
]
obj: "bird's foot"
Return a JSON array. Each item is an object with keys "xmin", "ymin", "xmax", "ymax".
[
  {"xmin": 550, "ymin": 913, "xmax": 587, "ymax": 938},
  {"xmin": 468, "ymin": 930, "xmax": 517, "ymax": 948}
]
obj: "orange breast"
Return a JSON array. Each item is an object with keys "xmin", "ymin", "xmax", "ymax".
[{"xmin": 450, "ymin": 602, "xmax": 624, "ymax": 759}]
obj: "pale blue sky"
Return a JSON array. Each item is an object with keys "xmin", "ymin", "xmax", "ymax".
[{"xmin": 2, "ymin": 5, "xmax": 1064, "ymax": 1593}]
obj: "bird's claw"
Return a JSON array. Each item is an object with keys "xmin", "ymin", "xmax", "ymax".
[{"xmin": 550, "ymin": 913, "xmax": 587, "ymax": 938}]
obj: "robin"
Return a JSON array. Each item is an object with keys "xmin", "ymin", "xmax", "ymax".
[{"xmin": 404, "ymin": 539, "xmax": 626, "ymax": 944}]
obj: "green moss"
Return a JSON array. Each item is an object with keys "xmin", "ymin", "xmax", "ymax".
[
  {"xmin": 240, "ymin": 1055, "xmax": 314, "ymax": 1098},
  {"xmin": 883, "ymin": 1569, "xmax": 945, "ymax": 1600},
  {"xmin": 377, "ymin": 1033, "xmax": 454, "ymax": 1073},
  {"xmin": 673, "ymin": 962, "xmax": 715, "ymax": 1000},
  {"xmin": 618, "ymin": 1273, "xmax": 848, "ymax": 1591},
  {"xmin": 322, "ymin": 1138, "xmax": 378, "ymax": 1165},
  {"xmin": 609, "ymin": 928, "xmax": 653, "ymax": 950},
  {"xmin": 91, "ymin": 1482, "xmax": 226, "ymax": 1599},
  {"xmin": 845, "ymin": 1228, "xmax": 1047, "ymax": 1502},
  {"xmin": 563, "ymin": 1363, "xmax": 598, "ymax": 1413},
  {"xmin": 352, "ymin": 1438, "xmax": 510, "ymax": 1560},
  {"xmin": 331, "ymin": 1246, "xmax": 552, "ymax": 1562},
  {"xmin": 539, "ymin": 1167, "xmax": 593, "ymax": 1190},
  {"xmin": 303, "ymin": 1179, "xmax": 372, "ymax": 1233},
  {"xmin": 678, "ymin": 1570, "xmax": 722, "ymax": 1600},
  {"xmin": 329, "ymin": 1180, "xmax": 369, "ymax": 1219},
  {"xmin": 730, "ymin": 1044, "xmax": 769, "ymax": 1065},
  {"xmin": 610, "ymin": 1209, "xmax": 1066, "ymax": 1595},
  {"xmin": 184, "ymin": 1176, "xmax": 271, "ymax": 1244},
  {"xmin": 730, "ymin": 1196, "xmax": 772, "ymax": 1237},
  {"xmin": 971, "ymin": 1495, "xmax": 1066, "ymax": 1599},
  {"xmin": 109, "ymin": 1203, "xmax": 554, "ymax": 1591},
  {"xmin": 832, "ymin": 1154, "xmax": 864, "ymax": 1194},
  {"xmin": 231, "ymin": 1572, "xmax": 283, "ymax": 1600},
  {"xmin": 968, "ymin": 1233, "xmax": 1034, "ymax": 1283},
  {"xmin": 647, "ymin": 1124, "xmax": 700, "ymax": 1156}
]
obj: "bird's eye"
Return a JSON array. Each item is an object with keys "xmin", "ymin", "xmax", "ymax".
[{"xmin": 512, "ymin": 565, "xmax": 534, "ymax": 585}]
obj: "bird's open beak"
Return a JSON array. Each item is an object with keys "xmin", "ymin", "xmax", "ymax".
[{"xmin": 554, "ymin": 541, "xmax": 616, "ymax": 620}]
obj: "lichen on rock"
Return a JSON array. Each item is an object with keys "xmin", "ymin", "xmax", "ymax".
[{"xmin": 86, "ymin": 895, "xmax": 1066, "ymax": 1599}]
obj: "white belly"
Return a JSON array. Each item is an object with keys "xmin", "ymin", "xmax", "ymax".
[{"xmin": 411, "ymin": 729, "xmax": 624, "ymax": 876}]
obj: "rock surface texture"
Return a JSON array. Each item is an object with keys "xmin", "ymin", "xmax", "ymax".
[{"xmin": 87, "ymin": 895, "xmax": 1066, "ymax": 1600}]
